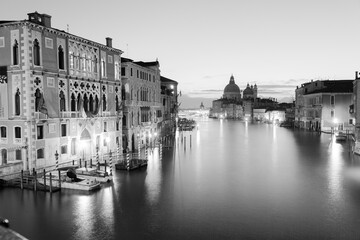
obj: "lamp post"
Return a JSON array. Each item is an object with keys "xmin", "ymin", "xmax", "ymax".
[
  {"xmin": 55, "ymin": 150, "xmax": 59, "ymax": 170},
  {"xmin": 154, "ymin": 132, "xmax": 158, "ymax": 148},
  {"xmin": 333, "ymin": 118, "xmax": 338, "ymax": 134}
]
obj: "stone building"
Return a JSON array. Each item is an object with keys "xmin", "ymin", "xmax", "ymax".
[
  {"xmin": 120, "ymin": 57, "xmax": 161, "ymax": 153},
  {"xmin": 295, "ymin": 79, "xmax": 353, "ymax": 132},
  {"xmin": 160, "ymin": 76, "xmax": 178, "ymax": 135},
  {"xmin": 0, "ymin": 12, "xmax": 123, "ymax": 174}
]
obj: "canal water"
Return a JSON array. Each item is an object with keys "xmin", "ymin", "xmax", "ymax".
[{"xmin": 1, "ymin": 118, "xmax": 360, "ymax": 239}]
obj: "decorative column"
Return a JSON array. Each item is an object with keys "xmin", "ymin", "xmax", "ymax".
[
  {"xmin": 126, "ymin": 150, "xmax": 130, "ymax": 171},
  {"xmin": 96, "ymin": 146, "xmax": 99, "ymax": 170},
  {"xmin": 109, "ymin": 150, "xmax": 112, "ymax": 176}
]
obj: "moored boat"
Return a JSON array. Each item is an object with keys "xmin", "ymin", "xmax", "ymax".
[
  {"xmin": 39, "ymin": 170, "xmax": 101, "ymax": 191},
  {"xmin": 75, "ymin": 167, "xmax": 112, "ymax": 183}
]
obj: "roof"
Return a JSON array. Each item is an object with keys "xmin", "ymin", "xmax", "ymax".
[
  {"xmin": 0, "ymin": 15, "xmax": 123, "ymax": 54},
  {"xmin": 161, "ymin": 76, "xmax": 178, "ymax": 84},
  {"xmin": 134, "ymin": 61, "xmax": 159, "ymax": 67},
  {"xmin": 121, "ymin": 57, "xmax": 133, "ymax": 63},
  {"xmin": 304, "ymin": 80, "xmax": 353, "ymax": 95}
]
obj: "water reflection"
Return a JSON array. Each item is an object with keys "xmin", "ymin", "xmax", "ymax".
[
  {"xmin": 2, "ymin": 120, "xmax": 360, "ymax": 239},
  {"xmin": 327, "ymin": 138, "xmax": 344, "ymax": 203},
  {"xmin": 73, "ymin": 195, "xmax": 94, "ymax": 240},
  {"xmin": 145, "ymin": 149, "xmax": 162, "ymax": 206}
]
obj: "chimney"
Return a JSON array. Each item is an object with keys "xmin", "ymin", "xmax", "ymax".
[
  {"xmin": 27, "ymin": 12, "xmax": 51, "ymax": 28},
  {"xmin": 106, "ymin": 37, "xmax": 112, "ymax": 48},
  {"xmin": 41, "ymin": 14, "xmax": 52, "ymax": 28}
]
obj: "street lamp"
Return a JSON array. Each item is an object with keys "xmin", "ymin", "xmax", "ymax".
[
  {"xmin": 333, "ymin": 118, "xmax": 338, "ymax": 133},
  {"xmin": 55, "ymin": 150, "xmax": 59, "ymax": 170}
]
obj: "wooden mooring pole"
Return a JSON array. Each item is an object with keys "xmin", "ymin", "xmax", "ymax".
[
  {"xmin": 58, "ymin": 170, "xmax": 61, "ymax": 190},
  {"xmin": 20, "ymin": 170, "xmax": 23, "ymax": 190},
  {"xmin": 49, "ymin": 173, "xmax": 53, "ymax": 193},
  {"xmin": 34, "ymin": 171, "xmax": 37, "ymax": 192},
  {"xmin": 43, "ymin": 169, "xmax": 46, "ymax": 192}
]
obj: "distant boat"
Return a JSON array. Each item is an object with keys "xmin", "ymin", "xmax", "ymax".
[{"xmin": 335, "ymin": 132, "xmax": 347, "ymax": 141}]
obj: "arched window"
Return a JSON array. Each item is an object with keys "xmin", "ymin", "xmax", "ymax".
[
  {"xmin": 77, "ymin": 94, "xmax": 82, "ymax": 111},
  {"xmin": 75, "ymin": 53, "xmax": 79, "ymax": 70},
  {"xmin": 58, "ymin": 46, "xmax": 64, "ymax": 70},
  {"xmin": 15, "ymin": 88, "xmax": 20, "ymax": 115},
  {"xmin": 115, "ymin": 95, "xmax": 119, "ymax": 111},
  {"xmin": 37, "ymin": 148, "xmax": 44, "ymax": 159},
  {"xmin": 102, "ymin": 94, "xmax": 107, "ymax": 111},
  {"xmin": 83, "ymin": 94, "xmax": 88, "ymax": 112},
  {"xmin": 13, "ymin": 40, "xmax": 19, "ymax": 65},
  {"xmin": 121, "ymin": 86, "xmax": 126, "ymax": 100},
  {"xmin": 71, "ymin": 93, "xmax": 76, "ymax": 111},
  {"xmin": 94, "ymin": 95, "xmax": 99, "ymax": 113},
  {"xmin": 81, "ymin": 53, "xmax": 86, "ymax": 71},
  {"xmin": 69, "ymin": 51, "xmax": 74, "ymax": 69},
  {"xmin": 93, "ymin": 56, "xmax": 98, "ymax": 73},
  {"xmin": 33, "ymin": 39, "xmax": 40, "ymax": 66},
  {"xmin": 14, "ymin": 127, "xmax": 21, "ymax": 139},
  {"xmin": 87, "ymin": 57, "xmax": 91, "ymax": 72},
  {"xmin": 71, "ymin": 138, "xmax": 76, "ymax": 155},
  {"xmin": 0, "ymin": 126, "xmax": 6, "ymax": 138},
  {"xmin": 131, "ymin": 112, "xmax": 134, "ymax": 126},
  {"xmin": 1, "ymin": 149, "xmax": 7, "ymax": 165},
  {"xmin": 101, "ymin": 59, "xmax": 106, "ymax": 77},
  {"xmin": 89, "ymin": 94, "xmax": 94, "ymax": 112},
  {"xmin": 59, "ymin": 91, "xmax": 66, "ymax": 112},
  {"xmin": 35, "ymin": 89, "xmax": 42, "ymax": 112},
  {"xmin": 15, "ymin": 149, "xmax": 22, "ymax": 160},
  {"xmin": 122, "ymin": 114, "xmax": 127, "ymax": 127}
]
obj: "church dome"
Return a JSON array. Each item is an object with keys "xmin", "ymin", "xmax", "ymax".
[
  {"xmin": 223, "ymin": 75, "xmax": 241, "ymax": 101},
  {"xmin": 243, "ymin": 87, "xmax": 253, "ymax": 95},
  {"xmin": 224, "ymin": 75, "xmax": 240, "ymax": 94}
]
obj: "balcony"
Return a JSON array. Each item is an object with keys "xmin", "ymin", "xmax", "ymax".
[{"xmin": 34, "ymin": 112, "xmax": 47, "ymax": 120}]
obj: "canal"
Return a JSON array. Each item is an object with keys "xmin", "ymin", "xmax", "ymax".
[{"xmin": 1, "ymin": 118, "xmax": 360, "ymax": 239}]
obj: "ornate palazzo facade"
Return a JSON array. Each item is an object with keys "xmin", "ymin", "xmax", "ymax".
[{"xmin": 0, "ymin": 12, "xmax": 123, "ymax": 174}]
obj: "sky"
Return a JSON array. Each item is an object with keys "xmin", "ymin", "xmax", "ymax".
[{"xmin": 2, "ymin": 0, "xmax": 360, "ymax": 108}]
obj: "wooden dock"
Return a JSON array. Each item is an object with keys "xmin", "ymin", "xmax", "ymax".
[{"xmin": 1, "ymin": 170, "xmax": 60, "ymax": 193}]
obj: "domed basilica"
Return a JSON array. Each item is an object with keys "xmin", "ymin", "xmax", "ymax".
[{"xmin": 209, "ymin": 75, "xmax": 258, "ymax": 119}]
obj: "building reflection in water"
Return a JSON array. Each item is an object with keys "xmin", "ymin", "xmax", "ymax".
[
  {"xmin": 73, "ymin": 195, "xmax": 94, "ymax": 240},
  {"xmin": 328, "ymin": 139, "xmax": 344, "ymax": 204},
  {"xmin": 145, "ymin": 149, "xmax": 162, "ymax": 206}
]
